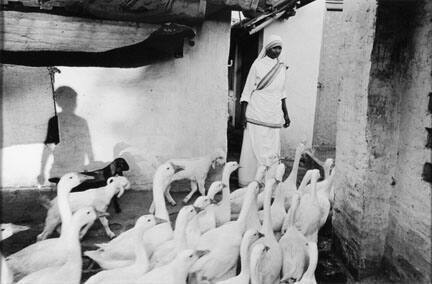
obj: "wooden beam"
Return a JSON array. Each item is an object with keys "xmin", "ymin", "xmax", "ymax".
[{"xmin": 1, "ymin": 11, "xmax": 161, "ymax": 52}]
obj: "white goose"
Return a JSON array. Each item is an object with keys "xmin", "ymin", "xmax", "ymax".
[
  {"xmin": 294, "ymin": 170, "xmax": 329, "ymax": 242},
  {"xmin": 281, "ymin": 170, "xmax": 312, "ymax": 234},
  {"xmin": 253, "ymin": 178, "xmax": 283, "ymax": 284},
  {"xmin": 215, "ymin": 229, "xmax": 263, "ymax": 284},
  {"xmin": 230, "ymin": 166, "xmax": 266, "ymax": 228},
  {"xmin": 207, "ymin": 161, "xmax": 239, "ymax": 226},
  {"xmin": 279, "ymin": 192, "xmax": 309, "ymax": 283},
  {"xmin": 229, "ymin": 168, "xmax": 264, "ymax": 214},
  {"xmin": 186, "ymin": 194, "xmax": 216, "ymax": 248},
  {"xmin": 294, "ymin": 242, "xmax": 318, "ymax": 284},
  {"xmin": 249, "ymin": 243, "xmax": 270, "ymax": 284},
  {"xmin": 85, "ymin": 162, "xmax": 183, "ymax": 267},
  {"xmin": 84, "ymin": 215, "xmax": 166, "ymax": 284},
  {"xmin": 189, "ymin": 181, "xmax": 260, "ymax": 283},
  {"xmin": 189, "ymin": 186, "xmax": 219, "ymax": 233},
  {"xmin": 230, "ymin": 151, "xmax": 281, "ymax": 214},
  {"xmin": 17, "ymin": 207, "xmax": 97, "ymax": 284},
  {"xmin": 258, "ymin": 163, "xmax": 286, "ymax": 234},
  {"xmin": 135, "ymin": 249, "xmax": 208, "ymax": 284},
  {"xmin": 282, "ymin": 143, "xmax": 306, "ymax": 210},
  {"xmin": 6, "ymin": 172, "xmax": 93, "ymax": 281},
  {"xmin": 1, "ymin": 224, "xmax": 30, "ymax": 284},
  {"xmin": 300, "ymin": 158, "xmax": 334, "ymax": 198},
  {"xmin": 150, "ymin": 205, "xmax": 200, "ymax": 269}
]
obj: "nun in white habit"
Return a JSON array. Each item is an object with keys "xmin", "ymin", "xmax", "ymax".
[{"xmin": 238, "ymin": 34, "xmax": 291, "ymax": 187}]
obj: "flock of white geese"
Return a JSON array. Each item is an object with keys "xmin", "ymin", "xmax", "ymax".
[{"xmin": 0, "ymin": 143, "xmax": 336, "ymax": 284}]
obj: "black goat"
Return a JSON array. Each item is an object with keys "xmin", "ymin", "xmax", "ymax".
[{"xmin": 48, "ymin": 158, "xmax": 130, "ymax": 213}]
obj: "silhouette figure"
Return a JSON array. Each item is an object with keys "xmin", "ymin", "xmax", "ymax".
[{"xmin": 38, "ymin": 86, "xmax": 94, "ymax": 185}]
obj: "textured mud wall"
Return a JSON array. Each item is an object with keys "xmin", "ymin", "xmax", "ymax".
[{"xmin": 333, "ymin": 0, "xmax": 432, "ymax": 281}]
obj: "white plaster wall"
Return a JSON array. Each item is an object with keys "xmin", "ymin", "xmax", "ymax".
[
  {"xmin": 312, "ymin": 10, "xmax": 344, "ymax": 150},
  {"xmin": 263, "ymin": 0, "xmax": 325, "ymax": 157},
  {"xmin": 332, "ymin": 0, "xmax": 377, "ymax": 276},
  {"xmin": 1, "ymin": 18, "xmax": 231, "ymax": 189},
  {"xmin": 1, "ymin": 65, "xmax": 56, "ymax": 187}
]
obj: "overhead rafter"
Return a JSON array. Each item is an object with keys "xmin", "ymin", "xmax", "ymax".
[
  {"xmin": 0, "ymin": 11, "xmax": 196, "ymax": 67},
  {"xmin": 236, "ymin": 0, "xmax": 316, "ymax": 35},
  {"xmin": 1, "ymin": 10, "xmax": 161, "ymax": 52}
]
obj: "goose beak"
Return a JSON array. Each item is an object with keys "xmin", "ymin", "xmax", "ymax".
[
  {"xmin": 210, "ymin": 199, "xmax": 219, "ymax": 205},
  {"xmin": 258, "ymin": 232, "xmax": 265, "ymax": 238},
  {"xmin": 154, "ymin": 217, "xmax": 168, "ymax": 225},
  {"xmin": 48, "ymin": 177, "xmax": 60, "ymax": 184},
  {"xmin": 195, "ymin": 250, "xmax": 210, "ymax": 257},
  {"xmin": 170, "ymin": 163, "xmax": 184, "ymax": 174},
  {"xmin": 98, "ymin": 212, "xmax": 110, "ymax": 218},
  {"xmin": 10, "ymin": 224, "xmax": 30, "ymax": 234},
  {"xmin": 193, "ymin": 206, "xmax": 204, "ymax": 214}
]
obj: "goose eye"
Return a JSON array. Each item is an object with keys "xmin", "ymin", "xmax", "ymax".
[
  {"xmin": 1, "ymin": 228, "xmax": 4, "ymax": 231},
  {"xmin": 189, "ymin": 254, "xmax": 193, "ymax": 258}
]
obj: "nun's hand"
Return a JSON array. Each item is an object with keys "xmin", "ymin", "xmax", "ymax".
[
  {"xmin": 283, "ymin": 116, "xmax": 291, "ymax": 128},
  {"xmin": 241, "ymin": 119, "xmax": 247, "ymax": 129}
]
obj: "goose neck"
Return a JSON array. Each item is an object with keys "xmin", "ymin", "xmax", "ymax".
[
  {"xmin": 287, "ymin": 148, "xmax": 302, "ymax": 183},
  {"xmin": 152, "ymin": 178, "xmax": 170, "ymax": 221},
  {"xmin": 311, "ymin": 176, "xmax": 318, "ymax": 201},
  {"xmin": 250, "ymin": 255, "xmax": 261, "ymax": 284},
  {"xmin": 134, "ymin": 226, "xmax": 150, "ymax": 266},
  {"xmin": 287, "ymin": 195, "xmax": 300, "ymax": 227},
  {"xmin": 239, "ymin": 240, "xmax": 252, "ymax": 276},
  {"xmin": 173, "ymin": 216, "xmax": 189, "ymax": 251},
  {"xmin": 303, "ymin": 244, "xmax": 318, "ymax": 279},
  {"xmin": 273, "ymin": 183, "xmax": 285, "ymax": 207},
  {"xmin": 263, "ymin": 182, "xmax": 275, "ymax": 237},
  {"xmin": 64, "ymin": 217, "xmax": 84, "ymax": 263},
  {"xmin": 221, "ymin": 168, "xmax": 232, "ymax": 185},
  {"xmin": 298, "ymin": 172, "xmax": 312, "ymax": 195},
  {"xmin": 57, "ymin": 186, "xmax": 73, "ymax": 236},
  {"xmin": 220, "ymin": 184, "xmax": 231, "ymax": 206},
  {"xmin": 237, "ymin": 189, "xmax": 257, "ymax": 232},
  {"xmin": 323, "ymin": 171, "xmax": 336, "ymax": 196}
]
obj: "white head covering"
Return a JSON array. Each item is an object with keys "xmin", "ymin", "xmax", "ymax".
[{"xmin": 258, "ymin": 34, "xmax": 283, "ymax": 59}]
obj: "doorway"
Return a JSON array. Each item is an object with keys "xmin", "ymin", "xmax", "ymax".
[{"xmin": 227, "ymin": 26, "xmax": 260, "ymax": 165}]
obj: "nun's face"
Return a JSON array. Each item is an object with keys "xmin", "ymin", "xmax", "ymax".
[{"xmin": 266, "ymin": 46, "xmax": 282, "ymax": 59}]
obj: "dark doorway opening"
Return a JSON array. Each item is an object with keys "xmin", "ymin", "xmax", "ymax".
[{"xmin": 227, "ymin": 26, "xmax": 259, "ymax": 167}]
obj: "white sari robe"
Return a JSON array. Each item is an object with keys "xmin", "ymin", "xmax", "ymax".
[{"xmin": 238, "ymin": 56, "xmax": 288, "ymax": 186}]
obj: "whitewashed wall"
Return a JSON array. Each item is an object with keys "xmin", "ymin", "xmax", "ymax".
[
  {"xmin": 1, "ymin": 17, "xmax": 231, "ymax": 189},
  {"xmin": 263, "ymin": 0, "xmax": 325, "ymax": 157}
]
